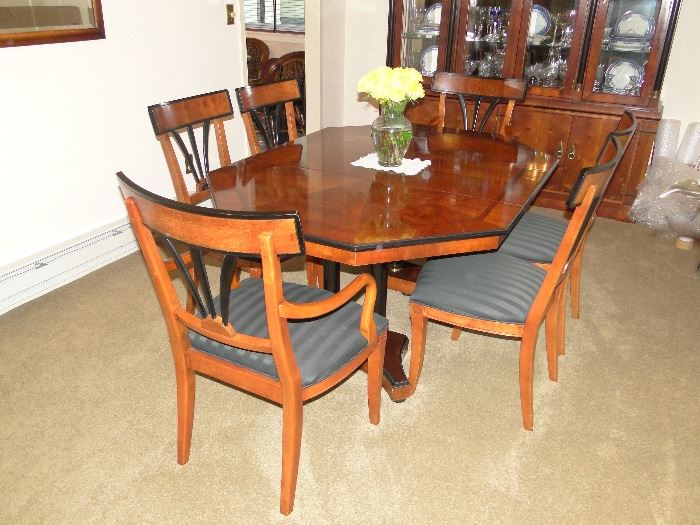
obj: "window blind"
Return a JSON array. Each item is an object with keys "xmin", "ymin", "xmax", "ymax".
[{"xmin": 244, "ymin": 0, "xmax": 304, "ymax": 33}]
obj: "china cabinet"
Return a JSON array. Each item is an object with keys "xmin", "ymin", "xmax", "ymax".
[{"xmin": 387, "ymin": 0, "xmax": 682, "ymax": 220}]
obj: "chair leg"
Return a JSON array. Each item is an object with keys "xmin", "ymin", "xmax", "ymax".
[
  {"xmin": 570, "ymin": 250, "xmax": 583, "ymax": 319},
  {"xmin": 305, "ymin": 257, "xmax": 324, "ymax": 288},
  {"xmin": 280, "ymin": 397, "xmax": 303, "ymax": 515},
  {"xmin": 519, "ymin": 326, "xmax": 539, "ymax": 431},
  {"xmin": 231, "ymin": 264, "xmax": 243, "ymax": 289},
  {"xmin": 408, "ymin": 304, "xmax": 429, "ymax": 396},
  {"xmin": 545, "ymin": 285, "xmax": 564, "ymax": 382},
  {"xmin": 176, "ymin": 366, "xmax": 196, "ymax": 465},
  {"xmin": 556, "ymin": 281, "xmax": 567, "ymax": 357},
  {"xmin": 451, "ymin": 327, "xmax": 462, "ymax": 341},
  {"xmin": 367, "ymin": 332, "xmax": 387, "ymax": 425}
]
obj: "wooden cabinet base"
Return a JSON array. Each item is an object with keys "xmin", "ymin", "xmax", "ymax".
[{"xmin": 510, "ymin": 101, "xmax": 660, "ymax": 221}]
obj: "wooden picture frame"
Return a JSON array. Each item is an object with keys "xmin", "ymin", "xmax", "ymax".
[{"xmin": 0, "ymin": 0, "xmax": 104, "ymax": 48}]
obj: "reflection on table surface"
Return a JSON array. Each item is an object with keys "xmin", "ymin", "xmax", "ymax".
[{"xmin": 209, "ymin": 125, "xmax": 557, "ymax": 255}]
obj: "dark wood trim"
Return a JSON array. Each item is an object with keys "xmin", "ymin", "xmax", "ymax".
[
  {"xmin": 386, "ymin": 0, "xmax": 395, "ymax": 67},
  {"xmin": 655, "ymin": 0, "xmax": 683, "ymax": 92},
  {"xmin": 0, "ymin": 0, "xmax": 105, "ymax": 48}
]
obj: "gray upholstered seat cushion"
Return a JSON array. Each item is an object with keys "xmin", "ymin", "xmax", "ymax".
[
  {"xmin": 410, "ymin": 253, "xmax": 546, "ymax": 324},
  {"xmin": 189, "ymin": 278, "xmax": 388, "ymax": 388},
  {"xmin": 498, "ymin": 211, "xmax": 567, "ymax": 263}
]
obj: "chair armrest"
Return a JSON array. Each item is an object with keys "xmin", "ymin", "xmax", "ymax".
[{"xmin": 279, "ymin": 274, "xmax": 379, "ymax": 341}]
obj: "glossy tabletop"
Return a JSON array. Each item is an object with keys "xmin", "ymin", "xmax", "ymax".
[{"xmin": 209, "ymin": 125, "xmax": 558, "ymax": 265}]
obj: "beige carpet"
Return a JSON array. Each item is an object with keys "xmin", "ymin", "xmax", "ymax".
[{"xmin": 1, "ymin": 215, "xmax": 699, "ymax": 524}]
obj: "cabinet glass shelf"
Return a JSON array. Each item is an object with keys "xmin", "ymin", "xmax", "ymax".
[{"xmin": 404, "ymin": 31, "xmax": 439, "ymax": 39}]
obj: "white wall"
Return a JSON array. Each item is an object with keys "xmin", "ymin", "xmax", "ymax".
[
  {"xmin": 658, "ymin": 1, "xmax": 700, "ymax": 141},
  {"xmin": 0, "ymin": 0, "xmax": 248, "ymax": 269},
  {"xmin": 341, "ymin": 1, "xmax": 390, "ymax": 126},
  {"xmin": 320, "ymin": 0, "xmax": 388, "ymax": 128},
  {"xmin": 320, "ymin": 0, "xmax": 346, "ymax": 128},
  {"xmin": 305, "ymin": 0, "xmax": 321, "ymax": 133}
]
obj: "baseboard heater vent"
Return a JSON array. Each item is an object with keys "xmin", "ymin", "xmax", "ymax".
[{"xmin": 0, "ymin": 221, "xmax": 138, "ymax": 315}]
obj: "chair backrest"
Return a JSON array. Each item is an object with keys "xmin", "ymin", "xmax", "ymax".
[
  {"xmin": 246, "ymin": 37, "xmax": 270, "ymax": 82},
  {"xmin": 271, "ymin": 52, "xmax": 306, "ymax": 135},
  {"xmin": 117, "ymin": 171, "xmax": 304, "ymax": 369},
  {"xmin": 566, "ymin": 110, "xmax": 638, "ymax": 208},
  {"xmin": 148, "ymin": 90, "xmax": 234, "ymax": 206},
  {"xmin": 273, "ymin": 51, "xmax": 305, "ymax": 89},
  {"xmin": 431, "ymin": 72, "xmax": 527, "ymax": 138},
  {"xmin": 236, "ymin": 79, "xmax": 302, "ymax": 154}
]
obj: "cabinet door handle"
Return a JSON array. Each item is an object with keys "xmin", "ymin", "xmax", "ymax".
[
  {"xmin": 556, "ymin": 140, "xmax": 564, "ymax": 158},
  {"xmin": 568, "ymin": 144, "xmax": 576, "ymax": 160}
]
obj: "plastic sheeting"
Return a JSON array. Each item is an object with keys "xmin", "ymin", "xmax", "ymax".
[
  {"xmin": 651, "ymin": 119, "xmax": 680, "ymax": 163},
  {"xmin": 630, "ymin": 121, "xmax": 700, "ymax": 237},
  {"xmin": 676, "ymin": 122, "xmax": 700, "ymax": 167}
]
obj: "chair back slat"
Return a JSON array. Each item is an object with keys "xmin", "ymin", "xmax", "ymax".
[
  {"xmin": 236, "ymin": 79, "xmax": 302, "ymax": 154},
  {"xmin": 148, "ymin": 90, "xmax": 234, "ymax": 205},
  {"xmin": 236, "ymin": 79, "xmax": 301, "ymax": 112},
  {"xmin": 610, "ymin": 109, "xmax": 637, "ymax": 152},
  {"xmin": 219, "ymin": 254, "xmax": 239, "ymax": 326},
  {"xmin": 432, "ymin": 73, "xmax": 527, "ymax": 99},
  {"xmin": 567, "ymin": 110, "xmax": 638, "ymax": 208},
  {"xmin": 118, "ymin": 172, "xmax": 304, "ymax": 256},
  {"xmin": 149, "ymin": 90, "xmax": 233, "ymax": 134},
  {"xmin": 191, "ymin": 246, "xmax": 216, "ymax": 316},
  {"xmin": 432, "ymin": 73, "xmax": 526, "ymax": 137},
  {"xmin": 161, "ymin": 236, "xmax": 209, "ymax": 316}
]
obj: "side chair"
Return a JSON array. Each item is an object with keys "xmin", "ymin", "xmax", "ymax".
[
  {"xmin": 431, "ymin": 72, "xmax": 527, "ymax": 139},
  {"xmin": 408, "ymin": 183, "xmax": 600, "ymax": 431},
  {"xmin": 264, "ymin": 51, "xmax": 306, "ymax": 135},
  {"xmin": 236, "ymin": 78, "xmax": 302, "ymax": 154},
  {"xmin": 148, "ymin": 89, "xmax": 261, "ymax": 280},
  {"xmin": 386, "ymin": 73, "xmax": 527, "ymax": 296},
  {"xmin": 117, "ymin": 172, "xmax": 387, "ymax": 515},
  {"xmin": 236, "ymin": 79, "xmax": 323, "ymax": 287},
  {"xmin": 246, "ymin": 37, "xmax": 270, "ymax": 84},
  {"xmin": 497, "ymin": 110, "xmax": 638, "ymax": 319},
  {"xmin": 148, "ymin": 89, "xmax": 234, "ymax": 206}
]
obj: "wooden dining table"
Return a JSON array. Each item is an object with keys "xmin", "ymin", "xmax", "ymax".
[{"xmin": 207, "ymin": 124, "xmax": 558, "ymax": 401}]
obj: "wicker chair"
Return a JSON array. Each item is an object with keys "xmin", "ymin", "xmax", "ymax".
[{"xmin": 246, "ymin": 37, "xmax": 270, "ymax": 84}]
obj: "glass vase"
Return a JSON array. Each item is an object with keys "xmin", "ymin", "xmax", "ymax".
[{"xmin": 371, "ymin": 101, "xmax": 413, "ymax": 167}]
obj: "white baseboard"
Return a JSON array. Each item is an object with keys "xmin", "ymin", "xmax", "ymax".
[{"xmin": 0, "ymin": 220, "xmax": 138, "ymax": 315}]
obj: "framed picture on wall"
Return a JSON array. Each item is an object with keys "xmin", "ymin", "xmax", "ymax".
[{"xmin": 0, "ymin": 0, "xmax": 105, "ymax": 47}]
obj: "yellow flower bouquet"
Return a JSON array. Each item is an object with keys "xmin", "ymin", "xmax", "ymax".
[
  {"xmin": 358, "ymin": 67, "xmax": 425, "ymax": 166},
  {"xmin": 357, "ymin": 66, "xmax": 425, "ymax": 112}
]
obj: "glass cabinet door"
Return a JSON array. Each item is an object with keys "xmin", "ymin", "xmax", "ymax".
[
  {"xmin": 523, "ymin": 0, "xmax": 591, "ymax": 97},
  {"xmin": 452, "ymin": 0, "xmax": 524, "ymax": 79},
  {"xmin": 582, "ymin": 0, "xmax": 665, "ymax": 103},
  {"xmin": 399, "ymin": 0, "xmax": 451, "ymax": 78}
]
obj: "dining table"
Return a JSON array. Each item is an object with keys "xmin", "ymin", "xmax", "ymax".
[{"xmin": 207, "ymin": 124, "xmax": 558, "ymax": 401}]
